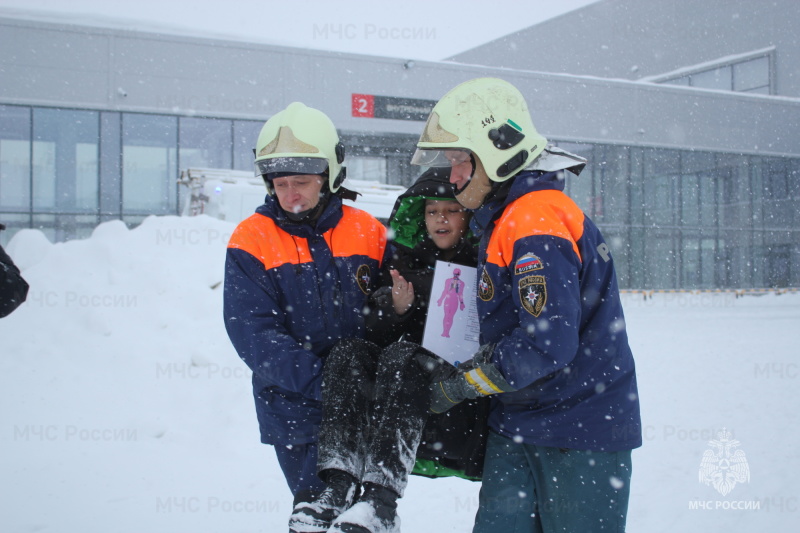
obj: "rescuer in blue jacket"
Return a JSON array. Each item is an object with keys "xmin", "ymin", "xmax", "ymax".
[
  {"xmin": 223, "ymin": 102, "xmax": 389, "ymax": 528},
  {"xmin": 411, "ymin": 78, "xmax": 642, "ymax": 533}
]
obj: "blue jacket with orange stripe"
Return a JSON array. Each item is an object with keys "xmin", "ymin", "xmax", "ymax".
[
  {"xmin": 224, "ymin": 194, "xmax": 389, "ymax": 445},
  {"xmin": 473, "ymin": 169, "xmax": 642, "ymax": 452}
]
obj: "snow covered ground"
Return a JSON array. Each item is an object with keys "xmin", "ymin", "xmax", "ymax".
[{"xmin": 1, "ymin": 214, "xmax": 798, "ymax": 532}]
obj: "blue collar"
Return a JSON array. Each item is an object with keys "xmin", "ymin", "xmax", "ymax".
[
  {"xmin": 257, "ymin": 194, "xmax": 344, "ymax": 238},
  {"xmin": 470, "ymin": 170, "xmax": 566, "ymax": 238}
]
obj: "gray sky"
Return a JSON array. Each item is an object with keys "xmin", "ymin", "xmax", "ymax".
[{"xmin": 0, "ymin": 0, "xmax": 598, "ymax": 61}]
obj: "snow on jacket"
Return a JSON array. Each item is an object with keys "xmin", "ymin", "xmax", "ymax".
[
  {"xmin": 224, "ymin": 193, "xmax": 389, "ymax": 445},
  {"xmin": 473, "ymin": 169, "xmax": 642, "ymax": 452}
]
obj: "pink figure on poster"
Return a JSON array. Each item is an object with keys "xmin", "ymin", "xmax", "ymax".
[{"xmin": 436, "ymin": 268, "xmax": 466, "ymax": 338}]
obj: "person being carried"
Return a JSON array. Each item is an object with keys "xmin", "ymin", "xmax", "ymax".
[{"xmin": 289, "ymin": 168, "xmax": 490, "ymax": 533}]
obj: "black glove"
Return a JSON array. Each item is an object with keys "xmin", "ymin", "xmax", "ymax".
[{"xmin": 429, "ymin": 344, "xmax": 516, "ymax": 414}]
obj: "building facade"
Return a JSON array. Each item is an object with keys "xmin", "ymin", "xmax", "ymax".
[{"xmin": 1, "ymin": 11, "xmax": 798, "ymax": 289}]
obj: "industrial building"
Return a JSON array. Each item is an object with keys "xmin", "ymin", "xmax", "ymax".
[{"xmin": 1, "ymin": 0, "xmax": 798, "ymax": 288}]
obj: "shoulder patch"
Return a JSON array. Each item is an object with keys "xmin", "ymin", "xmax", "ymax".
[
  {"xmin": 519, "ymin": 275, "xmax": 547, "ymax": 317},
  {"xmin": 514, "ymin": 253, "xmax": 544, "ymax": 275},
  {"xmin": 355, "ymin": 264, "xmax": 372, "ymax": 295},
  {"xmin": 478, "ymin": 267, "xmax": 494, "ymax": 302}
]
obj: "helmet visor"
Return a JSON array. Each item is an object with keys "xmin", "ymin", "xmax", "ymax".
[
  {"xmin": 255, "ymin": 157, "xmax": 328, "ymax": 178},
  {"xmin": 410, "ymin": 148, "xmax": 471, "ymax": 168}
]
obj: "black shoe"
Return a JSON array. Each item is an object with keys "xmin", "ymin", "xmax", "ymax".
[
  {"xmin": 329, "ymin": 483, "xmax": 399, "ymax": 533},
  {"xmin": 289, "ymin": 471, "xmax": 358, "ymax": 533}
]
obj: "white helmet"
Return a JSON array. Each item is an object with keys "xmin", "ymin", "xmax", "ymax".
[
  {"xmin": 255, "ymin": 102, "xmax": 346, "ymax": 192},
  {"xmin": 412, "ymin": 77, "xmax": 547, "ymax": 183}
]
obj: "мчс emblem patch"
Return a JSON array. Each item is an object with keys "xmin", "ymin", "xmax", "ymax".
[
  {"xmin": 355, "ymin": 264, "xmax": 371, "ymax": 295},
  {"xmin": 519, "ymin": 275, "xmax": 547, "ymax": 316},
  {"xmin": 478, "ymin": 267, "xmax": 494, "ymax": 301},
  {"xmin": 514, "ymin": 253, "xmax": 543, "ymax": 275}
]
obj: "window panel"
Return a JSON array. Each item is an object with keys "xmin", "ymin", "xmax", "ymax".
[
  {"xmin": 643, "ymin": 150, "xmax": 678, "ymax": 226},
  {"xmin": 32, "ymin": 108, "xmax": 99, "ymax": 212},
  {"xmin": 0, "ymin": 105, "xmax": 31, "ymax": 210},
  {"xmin": 643, "ymin": 229, "xmax": 678, "ymax": 289},
  {"xmin": 680, "ymin": 173, "xmax": 700, "ymax": 226},
  {"xmin": 122, "ymin": 114, "xmax": 177, "ymax": 214},
  {"xmin": 742, "ymin": 85, "xmax": 770, "ymax": 95},
  {"xmin": 233, "ymin": 120, "xmax": 263, "ymax": 171},
  {"xmin": 559, "ymin": 142, "xmax": 594, "ymax": 214},
  {"xmin": 347, "ymin": 156, "xmax": 387, "ymax": 182},
  {"xmin": 691, "ymin": 66, "xmax": 732, "ymax": 91},
  {"xmin": 733, "ymin": 57, "xmax": 769, "ymax": 92},
  {"xmin": 664, "ymin": 76, "xmax": 690, "ymax": 86},
  {"xmin": 179, "ymin": 117, "xmax": 232, "ymax": 170},
  {"xmin": 597, "ymin": 146, "xmax": 629, "ymax": 225}
]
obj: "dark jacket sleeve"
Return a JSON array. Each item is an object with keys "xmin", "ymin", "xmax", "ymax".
[
  {"xmin": 0, "ymin": 244, "xmax": 29, "ymax": 318},
  {"xmin": 223, "ymin": 247, "xmax": 324, "ymax": 401}
]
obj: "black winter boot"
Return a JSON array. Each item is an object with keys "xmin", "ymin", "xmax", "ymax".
[
  {"xmin": 328, "ymin": 483, "xmax": 400, "ymax": 533},
  {"xmin": 288, "ymin": 470, "xmax": 358, "ymax": 533}
]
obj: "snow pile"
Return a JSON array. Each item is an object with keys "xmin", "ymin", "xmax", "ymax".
[{"xmin": 1, "ymin": 215, "xmax": 799, "ymax": 532}]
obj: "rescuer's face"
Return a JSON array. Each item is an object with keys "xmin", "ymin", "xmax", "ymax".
[{"xmin": 271, "ymin": 174, "xmax": 325, "ymax": 214}]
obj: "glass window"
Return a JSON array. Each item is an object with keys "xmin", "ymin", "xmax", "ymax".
[
  {"xmin": 734, "ymin": 57, "xmax": 769, "ymax": 92},
  {"xmin": 32, "ymin": 108, "xmax": 99, "ymax": 212},
  {"xmin": 763, "ymin": 158, "xmax": 789, "ymax": 200},
  {"xmin": 100, "ymin": 112, "xmax": 122, "ymax": 216},
  {"xmin": 643, "ymin": 149, "xmax": 680, "ymax": 226},
  {"xmin": 643, "ymin": 229, "xmax": 678, "ymax": 289},
  {"xmin": 627, "ymin": 226, "xmax": 646, "ymax": 288},
  {"xmin": 179, "ymin": 117, "xmax": 232, "ymax": 170},
  {"xmin": 347, "ymin": 157, "xmax": 387, "ymax": 182},
  {"xmin": 559, "ymin": 142, "xmax": 594, "ymax": 214},
  {"xmin": 691, "ymin": 66, "xmax": 732, "ymax": 91},
  {"xmin": 629, "ymin": 148, "xmax": 646, "ymax": 227},
  {"xmin": 680, "ymin": 173, "xmax": 700, "ymax": 226},
  {"xmin": 0, "ymin": 105, "xmax": 31, "ymax": 211},
  {"xmin": 663, "ymin": 76, "xmax": 690, "ymax": 86},
  {"xmin": 596, "ymin": 146, "xmax": 629, "ymax": 225},
  {"xmin": 233, "ymin": 120, "xmax": 263, "ymax": 172},
  {"xmin": 699, "ymin": 171, "xmax": 718, "ymax": 228},
  {"xmin": 681, "ymin": 235, "xmax": 701, "ymax": 288},
  {"xmin": 741, "ymin": 85, "xmax": 770, "ymax": 95},
  {"xmin": 122, "ymin": 114, "xmax": 178, "ymax": 214}
]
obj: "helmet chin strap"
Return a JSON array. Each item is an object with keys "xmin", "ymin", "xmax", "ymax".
[{"xmin": 454, "ymin": 155, "xmax": 493, "ymax": 210}]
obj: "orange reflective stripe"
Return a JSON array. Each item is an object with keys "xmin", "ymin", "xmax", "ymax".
[
  {"xmin": 326, "ymin": 206, "xmax": 387, "ymax": 263},
  {"xmin": 227, "ymin": 207, "xmax": 386, "ymax": 270},
  {"xmin": 227, "ymin": 214, "xmax": 311, "ymax": 269},
  {"xmin": 487, "ymin": 190, "xmax": 584, "ymax": 266}
]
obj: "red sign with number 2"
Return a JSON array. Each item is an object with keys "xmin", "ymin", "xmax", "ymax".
[{"xmin": 352, "ymin": 94, "xmax": 375, "ymax": 117}]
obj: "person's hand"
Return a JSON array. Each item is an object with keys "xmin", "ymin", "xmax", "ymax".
[
  {"xmin": 429, "ymin": 372, "xmax": 481, "ymax": 414},
  {"xmin": 389, "ymin": 269, "xmax": 414, "ymax": 315},
  {"xmin": 460, "ymin": 301, "xmax": 465, "ymax": 311},
  {"xmin": 429, "ymin": 344, "xmax": 516, "ymax": 414}
]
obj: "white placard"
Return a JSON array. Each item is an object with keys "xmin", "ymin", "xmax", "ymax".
[{"xmin": 421, "ymin": 261, "xmax": 480, "ymax": 365}]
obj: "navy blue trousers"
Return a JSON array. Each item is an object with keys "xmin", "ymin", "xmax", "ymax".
[{"xmin": 273, "ymin": 442, "xmax": 326, "ymax": 505}]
